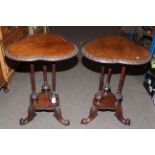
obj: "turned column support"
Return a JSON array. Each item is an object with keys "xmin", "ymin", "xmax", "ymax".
[
  {"xmin": 42, "ymin": 65, "xmax": 50, "ymax": 93},
  {"xmin": 52, "ymin": 63, "xmax": 56, "ymax": 92},
  {"xmin": 50, "ymin": 63, "xmax": 59, "ymax": 105},
  {"xmin": 30, "ymin": 64, "xmax": 38, "ymax": 104},
  {"xmin": 98, "ymin": 65, "xmax": 105, "ymax": 91},
  {"xmin": 104, "ymin": 67, "xmax": 112, "ymax": 93},
  {"xmin": 95, "ymin": 65, "xmax": 105, "ymax": 99},
  {"xmin": 115, "ymin": 66, "xmax": 126, "ymax": 102}
]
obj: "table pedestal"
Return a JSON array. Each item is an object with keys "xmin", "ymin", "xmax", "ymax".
[
  {"xmin": 20, "ymin": 64, "xmax": 70, "ymax": 126},
  {"xmin": 81, "ymin": 65, "xmax": 130, "ymax": 126}
]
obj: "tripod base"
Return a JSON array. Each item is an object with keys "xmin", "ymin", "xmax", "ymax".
[
  {"xmin": 20, "ymin": 91, "xmax": 70, "ymax": 126},
  {"xmin": 81, "ymin": 91, "xmax": 130, "ymax": 126}
]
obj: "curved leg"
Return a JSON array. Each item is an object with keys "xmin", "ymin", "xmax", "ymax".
[
  {"xmin": 53, "ymin": 106, "xmax": 70, "ymax": 126},
  {"xmin": 81, "ymin": 100, "xmax": 98, "ymax": 125},
  {"xmin": 115, "ymin": 105, "xmax": 130, "ymax": 125},
  {"xmin": 20, "ymin": 106, "xmax": 36, "ymax": 125}
]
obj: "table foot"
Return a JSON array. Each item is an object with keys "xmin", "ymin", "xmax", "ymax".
[
  {"xmin": 115, "ymin": 105, "xmax": 130, "ymax": 125},
  {"xmin": 54, "ymin": 106, "xmax": 70, "ymax": 126},
  {"xmin": 19, "ymin": 106, "xmax": 36, "ymax": 125},
  {"xmin": 81, "ymin": 103, "xmax": 98, "ymax": 125}
]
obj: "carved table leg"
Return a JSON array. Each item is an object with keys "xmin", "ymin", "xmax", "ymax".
[
  {"xmin": 20, "ymin": 106, "xmax": 36, "ymax": 125},
  {"xmin": 114, "ymin": 66, "xmax": 130, "ymax": 125},
  {"xmin": 115, "ymin": 104, "xmax": 130, "ymax": 125},
  {"xmin": 19, "ymin": 64, "xmax": 38, "ymax": 125},
  {"xmin": 54, "ymin": 106, "xmax": 70, "ymax": 126},
  {"xmin": 81, "ymin": 65, "xmax": 105, "ymax": 125},
  {"xmin": 51, "ymin": 64, "xmax": 70, "ymax": 126},
  {"xmin": 81, "ymin": 99, "xmax": 98, "ymax": 125}
]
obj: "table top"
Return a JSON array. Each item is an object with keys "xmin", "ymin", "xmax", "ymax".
[
  {"xmin": 5, "ymin": 34, "xmax": 78, "ymax": 62},
  {"xmin": 82, "ymin": 36, "xmax": 151, "ymax": 65}
]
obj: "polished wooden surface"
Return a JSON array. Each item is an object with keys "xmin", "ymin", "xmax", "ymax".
[
  {"xmin": 83, "ymin": 36, "xmax": 150, "ymax": 64},
  {"xmin": 8, "ymin": 34, "xmax": 76, "ymax": 58}
]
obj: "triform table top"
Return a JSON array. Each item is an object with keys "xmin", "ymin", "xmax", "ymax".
[
  {"xmin": 5, "ymin": 34, "xmax": 78, "ymax": 62},
  {"xmin": 82, "ymin": 36, "xmax": 151, "ymax": 65}
]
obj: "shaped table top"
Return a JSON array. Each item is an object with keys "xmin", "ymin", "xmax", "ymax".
[
  {"xmin": 5, "ymin": 34, "xmax": 78, "ymax": 62},
  {"xmin": 82, "ymin": 36, "xmax": 151, "ymax": 65}
]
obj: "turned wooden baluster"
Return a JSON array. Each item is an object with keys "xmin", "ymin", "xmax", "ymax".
[
  {"xmin": 42, "ymin": 65, "xmax": 50, "ymax": 92},
  {"xmin": 98, "ymin": 65, "xmax": 105, "ymax": 91},
  {"xmin": 43, "ymin": 65, "xmax": 48, "ymax": 85},
  {"xmin": 52, "ymin": 63, "xmax": 56, "ymax": 92},
  {"xmin": 104, "ymin": 67, "xmax": 112, "ymax": 94},
  {"xmin": 107, "ymin": 68, "xmax": 112, "ymax": 83},
  {"xmin": 117, "ymin": 66, "xmax": 126, "ymax": 96},
  {"xmin": 115, "ymin": 66, "xmax": 130, "ymax": 125},
  {"xmin": 30, "ymin": 64, "xmax": 38, "ymax": 103},
  {"xmin": 30, "ymin": 64, "xmax": 36, "ymax": 94}
]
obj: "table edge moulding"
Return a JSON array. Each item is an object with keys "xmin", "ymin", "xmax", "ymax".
[{"xmin": 5, "ymin": 34, "xmax": 78, "ymax": 62}]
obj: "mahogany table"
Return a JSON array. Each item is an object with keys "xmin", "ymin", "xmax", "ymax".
[
  {"xmin": 81, "ymin": 35, "xmax": 151, "ymax": 125},
  {"xmin": 5, "ymin": 34, "xmax": 78, "ymax": 126}
]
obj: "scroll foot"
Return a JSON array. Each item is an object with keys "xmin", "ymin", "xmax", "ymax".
[
  {"xmin": 53, "ymin": 107, "xmax": 70, "ymax": 126},
  {"xmin": 115, "ymin": 105, "xmax": 130, "ymax": 125},
  {"xmin": 81, "ymin": 104, "xmax": 98, "ymax": 125},
  {"xmin": 20, "ymin": 107, "xmax": 36, "ymax": 125}
]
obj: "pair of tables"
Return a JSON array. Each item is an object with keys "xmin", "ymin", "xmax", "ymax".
[{"xmin": 5, "ymin": 34, "xmax": 150, "ymax": 126}]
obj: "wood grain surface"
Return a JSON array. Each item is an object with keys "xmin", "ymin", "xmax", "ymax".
[
  {"xmin": 7, "ymin": 34, "xmax": 77, "ymax": 60},
  {"xmin": 83, "ymin": 36, "xmax": 150, "ymax": 64}
]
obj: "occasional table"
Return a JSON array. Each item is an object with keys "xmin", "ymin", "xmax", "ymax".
[
  {"xmin": 5, "ymin": 34, "xmax": 78, "ymax": 126},
  {"xmin": 81, "ymin": 36, "xmax": 151, "ymax": 125}
]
